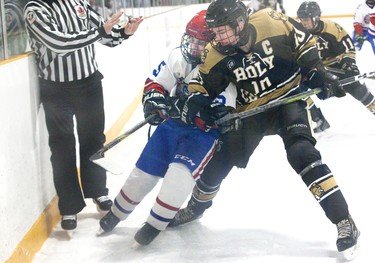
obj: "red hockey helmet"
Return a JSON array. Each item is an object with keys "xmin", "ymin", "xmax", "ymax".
[
  {"xmin": 185, "ymin": 10, "xmax": 213, "ymax": 41},
  {"xmin": 181, "ymin": 10, "xmax": 214, "ymax": 64}
]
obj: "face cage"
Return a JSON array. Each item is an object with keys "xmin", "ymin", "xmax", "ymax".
[
  {"xmin": 298, "ymin": 16, "xmax": 319, "ymax": 31},
  {"xmin": 209, "ymin": 25, "xmax": 240, "ymax": 55},
  {"xmin": 181, "ymin": 33, "xmax": 209, "ymax": 64}
]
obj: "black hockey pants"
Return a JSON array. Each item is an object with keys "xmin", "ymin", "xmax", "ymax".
[
  {"xmin": 40, "ymin": 74, "xmax": 108, "ymax": 215},
  {"xmin": 199, "ymin": 100, "xmax": 349, "ymax": 223}
]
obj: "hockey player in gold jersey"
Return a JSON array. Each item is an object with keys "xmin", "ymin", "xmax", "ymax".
[
  {"xmin": 170, "ymin": 0, "xmax": 360, "ymax": 260},
  {"xmin": 297, "ymin": 1, "xmax": 375, "ymax": 116}
]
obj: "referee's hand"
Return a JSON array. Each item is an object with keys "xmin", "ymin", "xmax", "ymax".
[
  {"xmin": 124, "ymin": 16, "xmax": 144, "ymax": 35},
  {"xmin": 104, "ymin": 12, "xmax": 123, "ymax": 34}
]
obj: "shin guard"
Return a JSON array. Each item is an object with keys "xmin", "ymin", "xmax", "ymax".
[
  {"xmin": 300, "ymin": 160, "xmax": 349, "ymax": 223},
  {"xmin": 112, "ymin": 167, "xmax": 160, "ymax": 220},
  {"xmin": 147, "ymin": 162, "xmax": 195, "ymax": 230}
]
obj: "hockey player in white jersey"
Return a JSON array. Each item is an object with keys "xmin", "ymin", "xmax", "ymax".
[
  {"xmin": 98, "ymin": 10, "xmax": 238, "ymax": 246},
  {"xmin": 353, "ymin": 0, "xmax": 375, "ymax": 53},
  {"xmin": 248, "ymin": 0, "xmax": 285, "ymax": 13}
]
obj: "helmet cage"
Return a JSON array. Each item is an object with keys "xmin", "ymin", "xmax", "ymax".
[
  {"xmin": 181, "ymin": 10, "xmax": 213, "ymax": 64},
  {"xmin": 181, "ymin": 33, "xmax": 210, "ymax": 64},
  {"xmin": 209, "ymin": 26, "xmax": 241, "ymax": 56}
]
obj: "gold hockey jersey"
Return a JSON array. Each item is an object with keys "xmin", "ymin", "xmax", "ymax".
[
  {"xmin": 313, "ymin": 19, "xmax": 356, "ymax": 67},
  {"xmin": 189, "ymin": 8, "xmax": 322, "ymax": 113}
]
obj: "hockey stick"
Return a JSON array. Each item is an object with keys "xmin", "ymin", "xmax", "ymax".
[
  {"xmin": 216, "ymin": 88, "xmax": 322, "ymax": 125},
  {"xmin": 340, "ymin": 70, "xmax": 375, "ymax": 85},
  {"xmin": 89, "ymin": 114, "xmax": 155, "ymax": 162},
  {"xmin": 216, "ymin": 70, "xmax": 375, "ymax": 125}
]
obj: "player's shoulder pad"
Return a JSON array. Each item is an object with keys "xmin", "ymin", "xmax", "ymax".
[
  {"xmin": 199, "ymin": 43, "xmax": 227, "ymax": 75},
  {"xmin": 166, "ymin": 47, "xmax": 188, "ymax": 73},
  {"xmin": 321, "ymin": 19, "xmax": 348, "ymax": 41},
  {"xmin": 249, "ymin": 8, "xmax": 290, "ymax": 42}
]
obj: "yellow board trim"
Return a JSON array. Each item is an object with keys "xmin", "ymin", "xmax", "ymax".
[
  {"xmin": 0, "ymin": 53, "xmax": 31, "ymax": 66},
  {"xmin": 6, "ymin": 197, "xmax": 60, "ymax": 263}
]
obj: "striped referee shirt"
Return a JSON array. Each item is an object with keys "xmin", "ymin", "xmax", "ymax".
[{"xmin": 24, "ymin": 0, "xmax": 129, "ymax": 84}]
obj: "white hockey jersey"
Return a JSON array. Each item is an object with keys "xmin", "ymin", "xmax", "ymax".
[
  {"xmin": 353, "ymin": 2, "xmax": 374, "ymax": 31},
  {"xmin": 146, "ymin": 46, "xmax": 237, "ymax": 108}
]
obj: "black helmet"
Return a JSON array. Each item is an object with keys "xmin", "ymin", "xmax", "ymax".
[
  {"xmin": 297, "ymin": 1, "xmax": 321, "ymax": 32},
  {"xmin": 206, "ymin": 0, "xmax": 248, "ymax": 28},
  {"xmin": 297, "ymin": 1, "xmax": 321, "ymax": 20},
  {"xmin": 206, "ymin": 0, "xmax": 250, "ymax": 54}
]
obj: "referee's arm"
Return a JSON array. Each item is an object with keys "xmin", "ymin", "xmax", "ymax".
[{"xmin": 24, "ymin": 3, "xmax": 126, "ymax": 54}]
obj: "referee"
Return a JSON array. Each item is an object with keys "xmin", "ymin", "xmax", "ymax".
[{"xmin": 24, "ymin": 0, "xmax": 143, "ymax": 231}]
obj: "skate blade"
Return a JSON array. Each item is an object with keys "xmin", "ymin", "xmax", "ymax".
[
  {"xmin": 131, "ymin": 241, "xmax": 142, "ymax": 249},
  {"xmin": 65, "ymin": 230, "xmax": 74, "ymax": 239},
  {"xmin": 313, "ymin": 128, "xmax": 330, "ymax": 139},
  {"xmin": 96, "ymin": 227, "xmax": 106, "ymax": 236},
  {"xmin": 342, "ymin": 243, "xmax": 360, "ymax": 261}
]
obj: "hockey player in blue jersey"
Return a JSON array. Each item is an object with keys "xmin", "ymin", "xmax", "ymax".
[{"xmin": 98, "ymin": 10, "xmax": 238, "ymax": 246}]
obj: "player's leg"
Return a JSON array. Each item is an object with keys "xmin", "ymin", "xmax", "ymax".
[
  {"xmin": 99, "ymin": 120, "xmax": 178, "ymax": 232},
  {"xmin": 134, "ymin": 126, "xmax": 219, "ymax": 245},
  {"xmin": 282, "ymin": 101, "xmax": 359, "ymax": 260},
  {"xmin": 170, "ymin": 117, "xmax": 263, "ymax": 227}
]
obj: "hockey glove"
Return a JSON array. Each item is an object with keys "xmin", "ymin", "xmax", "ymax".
[
  {"xmin": 355, "ymin": 34, "xmax": 366, "ymax": 47},
  {"xmin": 339, "ymin": 57, "xmax": 360, "ymax": 77},
  {"xmin": 180, "ymin": 92, "xmax": 228, "ymax": 132},
  {"xmin": 197, "ymin": 102, "xmax": 231, "ymax": 132},
  {"xmin": 180, "ymin": 92, "xmax": 214, "ymax": 130},
  {"xmin": 142, "ymin": 87, "xmax": 169, "ymax": 125},
  {"xmin": 304, "ymin": 66, "xmax": 346, "ymax": 100},
  {"xmin": 216, "ymin": 107, "xmax": 243, "ymax": 134}
]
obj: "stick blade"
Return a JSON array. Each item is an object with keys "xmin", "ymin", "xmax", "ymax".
[
  {"xmin": 91, "ymin": 158, "xmax": 124, "ymax": 175},
  {"xmin": 90, "ymin": 151, "xmax": 105, "ymax": 162}
]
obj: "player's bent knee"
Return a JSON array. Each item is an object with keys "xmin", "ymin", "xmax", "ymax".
[{"xmin": 286, "ymin": 138, "xmax": 321, "ymax": 173}]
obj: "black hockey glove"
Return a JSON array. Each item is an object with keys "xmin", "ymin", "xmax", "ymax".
[
  {"xmin": 216, "ymin": 107, "xmax": 243, "ymax": 134},
  {"xmin": 180, "ymin": 92, "xmax": 227, "ymax": 132},
  {"xmin": 197, "ymin": 102, "xmax": 232, "ymax": 132},
  {"xmin": 339, "ymin": 57, "xmax": 360, "ymax": 77},
  {"xmin": 180, "ymin": 92, "xmax": 210, "ymax": 125},
  {"xmin": 142, "ymin": 88, "xmax": 169, "ymax": 125},
  {"xmin": 166, "ymin": 82, "xmax": 190, "ymax": 118},
  {"xmin": 304, "ymin": 66, "xmax": 346, "ymax": 100}
]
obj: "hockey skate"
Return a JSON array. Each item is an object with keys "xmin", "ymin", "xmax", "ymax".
[
  {"xmin": 61, "ymin": 215, "xmax": 77, "ymax": 238},
  {"xmin": 336, "ymin": 215, "xmax": 360, "ymax": 261},
  {"xmin": 313, "ymin": 117, "xmax": 330, "ymax": 133},
  {"xmin": 98, "ymin": 210, "xmax": 120, "ymax": 235},
  {"xmin": 367, "ymin": 99, "xmax": 375, "ymax": 114},
  {"xmin": 134, "ymin": 222, "xmax": 161, "ymax": 245},
  {"xmin": 310, "ymin": 105, "xmax": 330, "ymax": 134},
  {"xmin": 93, "ymin": 196, "xmax": 113, "ymax": 214},
  {"xmin": 168, "ymin": 198, "xmax": 211, "ymax": 227}
]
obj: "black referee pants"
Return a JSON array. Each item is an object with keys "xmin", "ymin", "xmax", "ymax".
[{"xmin": 40, "ymin": 79, "xmax": 108, "ymax": 215}]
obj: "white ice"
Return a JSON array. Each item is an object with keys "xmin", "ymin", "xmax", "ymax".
[{"xmin": 32, "ymin": 2, "xmax": 375, "ymax": 263}]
